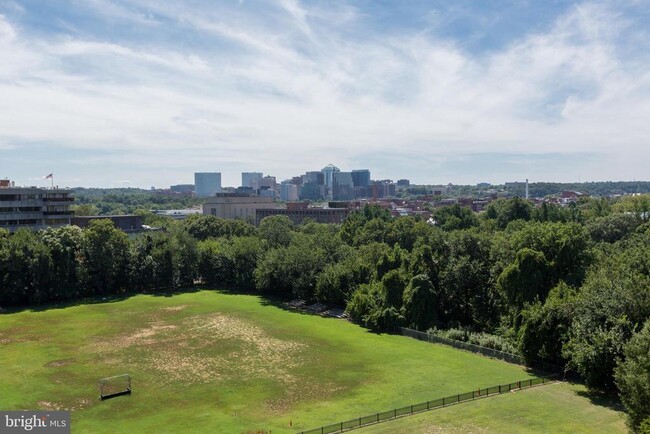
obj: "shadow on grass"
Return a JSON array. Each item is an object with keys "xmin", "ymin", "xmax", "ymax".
[
  {"xmin": 0, "ymin": 286, "xmax": 204, "ymax": 315},
  {"xmin": 258, "ymin": 296, "xmax": 344, "ymax": 318},
  {"xmin": 574, "ymin": 388, "xmax": 625, "ymax": 412},
  {"xmin": 257, "ymin": 296, "xmax": 379, "ymax": 336},
  {"xmin": 522, "ymin": 366, "xmax": 560, "ymax": 379}
]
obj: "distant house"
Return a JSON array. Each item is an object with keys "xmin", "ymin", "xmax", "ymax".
[{"xmin": 561, "ymin": 191, "xmax": 588, "ymax": 199}]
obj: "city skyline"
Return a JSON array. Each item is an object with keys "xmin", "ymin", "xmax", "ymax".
[{"xmin": 1, "ymin": 1, "xmax": 649, "ymax": 188}]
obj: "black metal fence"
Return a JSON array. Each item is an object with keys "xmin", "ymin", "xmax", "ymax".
[{"xmin": 296, "ymin": 376, "xmax": 554, "ymax": 434}]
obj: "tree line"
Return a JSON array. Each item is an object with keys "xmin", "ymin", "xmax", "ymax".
[
  {"xmin": 72, "ymin": 188, "xmax": 203, "ymax": 217},
  {"xmin": 1, "ymin": 196, "xmax": 650, "ymax": 431}
]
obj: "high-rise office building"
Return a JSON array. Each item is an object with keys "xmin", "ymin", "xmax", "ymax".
[
  {"xmin": 351, "ymin": 169, "xmax": 371, "ymax": 187},
  {"xmin": 332, "ymin": 172, "xmax": 354, "ymax": 201},
  {"xmin": 321, "ymin": 164, "xmax": 340, "ymax": 199},
  {"xmin": 304, "ymin": 171, "xmax": 324, "ymax": 186},
  {"xmin": 299, "ymin": 182, "xmax": 325, "ymax": 201},
  {"xmin": 194, "ymin": 172, "xmax": 222, "ymax": 197},
  {"xmin": 373, "ymin": 180, "xmax": 396, "ymax": 199},
  {"xmin": 242, "ymin": 172, "xmax": 263, "ymax": 189},
  {"xmin": 280, "ymin": 181, "xmax": 299, "ymax": 201}
]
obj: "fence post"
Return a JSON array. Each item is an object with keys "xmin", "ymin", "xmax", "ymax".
[
  {"xmin": 321, "ymin": 427, "xmax": 324, "ymax": 434},
  {"xmin": 359, "ymin": 417, "xmax": 361, "ymax": 427},
  {"xmin": 457, "ymin": 394, "xmax": 460, "ymax": 402},
  {"xmin": 473, "ymin": 390, "xmax": 475, "ymax": 399},
  {"xmin": 341, "ymin": 422, "xmax": 343, "ymax": 431},
  {"xmin": 499, "ymin": 384, "xmax": 501, "ymax": 393},
  {"xmin": 394, "ymin": 409, "xmax": 397, "ymax": 418},
  {"xmin": 377, "ymin": 413, "xmax": 379, "ymax": 422},
  {"xmin": 410, "ymin": 405, "xmax": 413, "ymax": 413}
]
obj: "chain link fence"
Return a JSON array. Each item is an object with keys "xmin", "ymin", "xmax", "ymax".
[
  {"xmin": 296, "ymin": 376, "xmax": 554, "ymax": 434},
  {"xmin": 396, "ymin": 327, "xmax": 568, "ymax": 375},
  {"xmin": 397, "ymin": 326, "xmax": 525, "ymax": 365}
]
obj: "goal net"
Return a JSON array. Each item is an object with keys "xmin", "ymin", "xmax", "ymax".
[{"xmin": 99, "ymin": 374, "xmax": 131, "ymax": 400}]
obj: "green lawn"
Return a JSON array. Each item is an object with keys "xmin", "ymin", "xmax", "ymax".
[
  {"xmin": 0, "ymin": 290, "xmax": 624, "ymax": 433},
  {"xmin": 357, "ymin": 382, "xmax": 626, "ymax": 433}
]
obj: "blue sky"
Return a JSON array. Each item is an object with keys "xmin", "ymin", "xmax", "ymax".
[{"xmin": 0, "ymin": 0, "xmax": 649, "ymax": 188}]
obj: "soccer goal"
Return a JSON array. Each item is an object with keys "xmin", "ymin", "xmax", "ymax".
[{"xmin": 99, "ymin": 374, "xmax": 131, "ymax": 400}]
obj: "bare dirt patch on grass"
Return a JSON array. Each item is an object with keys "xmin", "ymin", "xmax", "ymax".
[
  {"xmin": 45, "ymin": 358, "xmax": 75, "ymax": 368},
  {"xmin": 88, "ymin": 323, "xmax": 178, "ymax": 353},
  {"xmin": 0, "ymin": 328, "xmax": 27, "ymax": 345},
  {"xmin": 159, "ymin": 305, "xmax": 189, "ymax": 312},
  {"xmin": 38, "ymin": 398, "xmax": 92, "ymax": 411},
  {"xmin": 86, "ymin": 312, "xmax": 308, "ymax": 386},
  {"xmin": 265, "ymin": 379, "xmax": 345, "ymax": 415}
]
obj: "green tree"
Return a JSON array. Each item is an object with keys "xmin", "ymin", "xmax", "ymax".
[
  {"xmin": 381, "ymin": 269, "xmax": 407, "ymax": 309},
  {"xmin": 615, "ymin": 320, "xmax": 650, "ymax": 431},
  {"xmin": 613, "ymin": 194, "xmax": 650, "ymax": 223},
  {"xmin": 184, "ymin": 215, "xmax": 255, "ymax": 241},
  {"xmin": 588, "ymin": 213, "xmax": 640, "ymax": 243},
  {"xmin": 78, "ymin": 219, "xmax": 130, "ymax": 295},
  {"xmin": 510, "ymin": 221, "xmax": 592, "ymax": 288},
  {"xmin": 485, "ymin": 197, "xmax": 533, "ymax": 229},
  {"xmin": 402, "ymin": 274, "xmax": 438, "ymax": 330},
  {"xmin": 197, "ymin": 239, "xmax": 231, "ymax": 286},
  {"xmin": 171, "ymin": 229, "xmax": 198, "ymax": 287},
  {"xmin": 518, "ymin": 282, "xmax": 576, "ymax": 365},
  {"xmin": 40, "ymin": 226, "xmax": 84, "ymax": 300},
  {"xmin": 258, "ymin": 215, "xmax": 294, "ymax": 248},
  {"xmin": 0, "ymin": 229, "xmax": 53, "ymax": 305},
  {"xmin": 531, "ymin": 202, "xmax": 572, "ymax": 223},
  {"xmin": 564, "ymin": 247, "xmax": 650, "ymax": 391},
  {"xmin": 255, "ymin": 233, "xmax": 326, "ymax": 299},
  {"xmin": 340, "ymin": 205, "xmax": 393, "ymax": 247},
  {"xmin": 315, "ymin": 256, "xmax": 372, "ymax": 305},
  {"xmin": 130, "ymin": 233, "xmax": 156, "ymax": 291},
  {"xmin": 497, "ymin": 248, "xmax": 551, "ymax": 307},
  {"xmin": 356, "ymin": 218, "xmax": 390, "ymax": 247},
  {"xmin": 384, "ymin": 217, "xmax": 436, "ymax": 251},
  {"xmin": 439, "ymin": 230, "xmax": 495, "ymax": 328},
  {"xmin": 346, "ymin": 282, "xmax": 403, "ymax": 332},
  {"xmin": 432, "ymin": 204, "xmax": 479, "ymax": 231},
  {"xmin": 72, "ymin": 204, "xmax": 100, "ymax": 216}
]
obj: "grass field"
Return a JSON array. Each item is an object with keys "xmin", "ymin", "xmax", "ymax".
[
  {"xmin": 0, "ymin": 290, "xmax": 624, "ymax": 433},
  {"xmin": 358, "ymin": 382, "xmax": 626, "ymax": 433}
]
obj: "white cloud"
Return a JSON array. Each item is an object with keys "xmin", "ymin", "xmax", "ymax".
[
  {"xmin": 74, "ymin": 0, "xmax": 160, "ymax": 26},
  {"xmin": 0, "ymin": 1, "xmax": 649, "ymax": 186}
]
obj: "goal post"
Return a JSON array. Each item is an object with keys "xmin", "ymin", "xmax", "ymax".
[{"xmin": 99, "ymin": 374, "xmax": 131, "ymax": 400}]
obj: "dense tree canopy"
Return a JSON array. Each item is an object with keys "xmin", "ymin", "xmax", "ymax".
[
  {"xmin": 2, "ymin": 196, "xmax": 650, "ymax": 427},
  {"xmin": 615, "ymin": 320, "xmax": 650, "ymax": 432}
]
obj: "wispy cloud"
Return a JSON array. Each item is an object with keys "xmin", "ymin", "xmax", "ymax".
[{"xmin": 0, "ymin": 1, "xmax": 648, "ymax": 186}]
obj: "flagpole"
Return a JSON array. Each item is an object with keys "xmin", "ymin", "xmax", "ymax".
[{"xmin": 51, "ymin": 173, "xmax": 54, "ymax": 189}]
